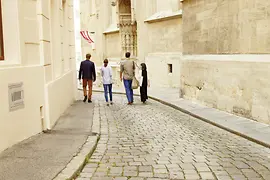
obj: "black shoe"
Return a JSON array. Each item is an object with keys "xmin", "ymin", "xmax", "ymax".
[
  {"xmin": 88, "ymin": 99, "xmax": 92, "ymax": 103},
  {"xmin": 83, "ymin": 96, "xmax": 87, "ymax": 102}
]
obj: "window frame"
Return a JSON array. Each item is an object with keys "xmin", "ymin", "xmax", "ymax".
[{"xmin": 0, "ymin": 1, "xmax": 4, "ymax": 60}]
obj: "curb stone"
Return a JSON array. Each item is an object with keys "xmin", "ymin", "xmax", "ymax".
[
  {"xmin": 149, "ymin": 96, "xmax": 270, "ymax": 149},
  {"xmin": 53, "ymin": 135, "xmax": 99, "ymax": 180},
  {"xmin": 91, "ymin": 100, "xmax": 101, "ymax": 135},
  {"xmin": 76, "ymin": 100, "xmax": 110, "ymax": 179}
]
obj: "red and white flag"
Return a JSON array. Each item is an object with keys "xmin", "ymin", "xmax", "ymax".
[{"xmin": 80, "ymin": 31, "xmax": 94, "ymax": 44}]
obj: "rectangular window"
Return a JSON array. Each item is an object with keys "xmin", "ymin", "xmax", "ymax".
[
  {"xmin": 168, "ymin": 64, "xmax": 173, "ymax": 73},
  {"xmin": 0, "ymin": 1, "xmax": 4, "ymax": 60}
]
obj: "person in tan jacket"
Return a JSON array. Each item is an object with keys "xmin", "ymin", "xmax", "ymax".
[{"xmin": 120, "ymin": 52, "xmax": 135, "ymax": 105}]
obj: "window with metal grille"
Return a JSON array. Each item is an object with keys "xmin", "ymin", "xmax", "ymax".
[
  {"xmin": 11, "ymin": 91, "xmax": 22, "ymax": 102},
  {"xmin": 9, "ymin": 83, "xmax": 24, "ymax": 111}
]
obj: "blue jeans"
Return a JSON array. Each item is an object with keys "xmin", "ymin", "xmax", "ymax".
[
  {"xmin": 123, "ymin": 79, "xmax": 133, "ymax": 103},
  {"xmin": 103, "ymin": 84, "xmax": 112, "ymax": 102}
]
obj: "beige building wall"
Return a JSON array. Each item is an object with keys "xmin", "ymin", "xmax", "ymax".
[
  {"xmin": 0, "ymin": 0, "xmax": 76, "ymax": 153},
  {"xmin": 80, "ymin": 0, "xmax": 112, "ymax": 66},
  {"xmin": 181, "ymin": 0, "xmax": 270, "ymax": 124},
  {"xmin": 144, "ymin": 17, "xmax": 182, "ymax": 88},
  {"xmin": 105, "ymin": 33, "xmax": 121, "ymax": 58},
  {"xmin": 131, "ymin": 0, "xmax": 183, "ymax": 88},
  {"xmin": 80, "ymin": 0, "xmax": 183, "ymax": 88},
  {"xmin": 80, "ymin": 0, "xmax": 98, "ymax": 64},
  {"xmin": 183, "ymin": 0, "xmax": 270, "ymax": 54},
  {"xmin": 46, "ymin": 0, "xmax": 76, "ymax": 127}
]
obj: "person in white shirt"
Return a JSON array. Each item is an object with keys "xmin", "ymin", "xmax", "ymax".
[{"xmin": 100, "ymin": 59, "xmax": 113, "ymax": 105}]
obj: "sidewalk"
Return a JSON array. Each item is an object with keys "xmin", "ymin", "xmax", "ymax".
[
  {"xmin": 92, "ymin": 85, "xmax": 270, "ymax": 148},
  {"xmin": 0, "ymin": 101, "xmax": 95, "ymax": 180}
]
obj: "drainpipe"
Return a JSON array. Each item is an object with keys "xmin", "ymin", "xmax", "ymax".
[{"xmin": 44, "ymin": 85, "xmax": 51, "ymax": 131}]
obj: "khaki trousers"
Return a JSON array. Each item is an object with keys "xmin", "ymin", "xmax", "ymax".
[{"xmin": 82, "ymin": 79, "xmax": 93, "ymax": 99}]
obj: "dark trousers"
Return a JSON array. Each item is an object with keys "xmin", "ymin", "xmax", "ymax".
[{"xmin": 140, "ymin": 86, "xmax": 148, "ymax": 102}]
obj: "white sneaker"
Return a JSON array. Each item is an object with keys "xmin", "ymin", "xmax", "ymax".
[
  {"xmin": 110, "ymin": 101, "xmax": 113, "ymax": 105},
  {"xmin": 106, "ymin": 102, "xmax": 109, "ymax": 106}
]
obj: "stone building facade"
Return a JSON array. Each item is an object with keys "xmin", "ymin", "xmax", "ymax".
[
  {"xmin": 80, "ymin": 0, "xmax": 182, "ymax": 88},
  {"xmin": 0, "ymin": 0, "xmax": 76, "ymax": 153},
  {"xmin": 80, "ymin": 0, "xmax": 270, "ymax": 125},
  {"xmin": 181, "ymin": 0, "xmax": 270, "ymax": 124}
]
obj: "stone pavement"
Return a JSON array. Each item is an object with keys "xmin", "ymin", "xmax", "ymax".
[
  {"xmin": 0, "ymin": 101, "xmax": 94, "ymax": 180},
  {"xmin": 76, "ymin": 94, "xmax": 270, "ymax": 180},
  {"xmin": 91, "ymin": 85, "xmax": 270, "ymax": 148}
]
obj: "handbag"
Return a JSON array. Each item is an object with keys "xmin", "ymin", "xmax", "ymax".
[
  {"xmin": 132, "ymin": 76, "xmax": 139, "ymax": 89},
  {"xmin": 131, "ymin": 61, "xmax": 139, "ymax": 89}
]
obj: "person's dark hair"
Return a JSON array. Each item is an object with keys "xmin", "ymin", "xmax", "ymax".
[
  {"xmin": 141, "ymin": 63, "xmax": 147, "ymax": 71},
  {"xmin": 104, "ymin": 59, "xmax": 108, "ymax": 63},
  {"xmin": 86, "ymin": 53, "xmax": 91, "ymax": 59},
  {"xmin": 125, "ymin": 52, "xmax": 131, "ymax": 58}
]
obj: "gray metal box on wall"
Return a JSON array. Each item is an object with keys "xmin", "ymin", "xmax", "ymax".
[{"xmin": 8, "ymin": 82, "xmax": 24, "ymax": 111}]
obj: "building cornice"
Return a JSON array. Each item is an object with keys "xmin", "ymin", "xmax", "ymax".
[
  {"xmin": 144, "ymin": 10, "xmax": 182, "ymax": 23},
  {"xmin": 103, "ymin": 23, "xmax": 119, "ymax": 34}
]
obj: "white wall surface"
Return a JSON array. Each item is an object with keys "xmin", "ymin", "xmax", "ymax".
[{"xmin": 0, "ymin": 0, "xmax": 76, "ymax": 153}]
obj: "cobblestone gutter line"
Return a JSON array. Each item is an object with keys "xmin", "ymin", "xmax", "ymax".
[
  {"xmin": 91, "ymin": 89, "xmax": 270, "ymax": 149},
  {"xmin": 74, "ymin": 100, "xmax": 110, "ymax": 179},
  {"xmin": 92, "ymin": 100, "xmax": 101, "ymax": 135},
  {"xmin": 53, "ymin": 102, "xmax": 101, "ymax": 180}
]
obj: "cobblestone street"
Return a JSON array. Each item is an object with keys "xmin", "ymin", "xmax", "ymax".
[{"xmin": 77, "ymin": 94, "xmax": 270, "ymax": 180}]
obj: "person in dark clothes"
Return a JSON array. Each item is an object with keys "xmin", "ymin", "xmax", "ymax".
[
  {"xmin": 79, "ymin": 53, "xmax": 96, "ymax": 103},
  {"xmin": 139, "ymin": 63, "xmax": 149, "ymax": 103}
]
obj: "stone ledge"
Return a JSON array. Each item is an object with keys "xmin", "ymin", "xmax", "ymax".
[
  {"xmin": 103, "ymin": 23, "xmax": 119, "ymax": 34},
  {"xmin": 144, "ymin": 10, "xmax": 182, "ymax": 23},
  {"xmin": 146, "ymin": 52, "xmax": 183, "ymax": 57},
  {"xmin": 92, "ymin": 100, "xmax": 101, "ymax": 135},
  {"xmin": 183, "ymin": 54, "xmax": 270, "ymax": 62}
]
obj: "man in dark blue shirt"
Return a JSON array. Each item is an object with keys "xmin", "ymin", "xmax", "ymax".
[{"xmin": 79, "ymin": 53, "xmax": 96, "ymax": 103}]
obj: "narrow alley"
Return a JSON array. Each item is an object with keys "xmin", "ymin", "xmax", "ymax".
[{"xmin": 1, "ymin": 0, "xmax": 270, "ymax": 179}]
